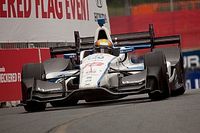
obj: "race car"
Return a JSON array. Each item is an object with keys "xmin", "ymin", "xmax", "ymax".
[{"xmin": 21, "ymin": 19, "xmax": 185, "ymax": 112}]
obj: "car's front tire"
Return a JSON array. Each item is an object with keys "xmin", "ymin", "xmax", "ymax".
[{"xmin": 24, "ymin": 101, "xmax": 46, "ymax": 112}]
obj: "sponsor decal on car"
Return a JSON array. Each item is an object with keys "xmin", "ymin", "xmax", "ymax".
[{"xmin": 83, "ymin": 62, "xmax": 104, "ymax": 73}]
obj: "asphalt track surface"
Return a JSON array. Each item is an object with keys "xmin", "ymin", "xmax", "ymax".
[{"xmin": 1, "ymin": 89, "xmax": 200, "ymax": 133}]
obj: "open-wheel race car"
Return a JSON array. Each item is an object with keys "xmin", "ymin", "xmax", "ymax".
[{"xmin": 21, "ymin": 19, "xmax": 185, "ymax": 112}]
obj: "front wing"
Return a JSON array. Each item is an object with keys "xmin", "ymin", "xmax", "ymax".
[{"xmin": 22, "ymin": 76, "xmax": 150, "ymax": 103}]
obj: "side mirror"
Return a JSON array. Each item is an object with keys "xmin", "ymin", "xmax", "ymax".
[{"xmin": 112, "ymin": 48, "xmax": 120, "ymax": 57}]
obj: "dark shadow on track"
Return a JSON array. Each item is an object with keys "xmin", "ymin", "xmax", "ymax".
[
  {"xmin": 44, "ymin": 95, "xmax": 151, "ymax": 112},
  {"xmin": 20, "ymin": 95, "xmax": 151, "ymax": 114},
  {"xmin": 24, "ymin": 90, "xmax": 199, "ymax": 114},
  {"xmin": 20, "ymin": 89, "xmax": 196, "ymax": 114},
  {"xmin": 20, "ymin": 91, "xmax": 191, "ymax": 114}
]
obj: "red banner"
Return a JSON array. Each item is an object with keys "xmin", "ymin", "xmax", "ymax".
[
  {"xmin": 0, "ymin": 48, "xmax": 50, "ymax": 101},
  {"xmin": 110, "ymin": 10, "xmax": 200, "ymax": 50}
]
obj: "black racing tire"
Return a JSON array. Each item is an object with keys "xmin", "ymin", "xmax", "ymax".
[
  {"xmin": 147, "ymin": 78, "xmax": 162, "ymax": 100},
  {"xmin": 24, "ymin": 101, "xmax": 46, "ymax": 112},
  {"xmin": 145, "ymin": 51, "xmax": 170, "ymax": 100},
  {"xmin": 171, "ymin": 56, "xmax": 185, "ymax": 96},
  {"xmin": 171, "ymin": 86, "xmax": 185, "ymax": 96},
  {"xmin": 50, "ymin": 100, "xmax": 78, "ymax": 107},
  {"xmin": 22, "ymin": 63, "xmax": 45, "ymax": 80}
]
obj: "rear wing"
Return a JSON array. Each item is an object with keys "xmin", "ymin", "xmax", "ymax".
[
  {"xmin": 50, "ymin": 24, "xmax": 181, "ymax": 57},
  {"xmin": 80, "ymin": 24, "xmax": 181, "ymax": 47}
]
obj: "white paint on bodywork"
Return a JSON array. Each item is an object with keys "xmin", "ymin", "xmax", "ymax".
[
  {"xmin": 110, "ymin": 53, "xmax": 144, "ymax": 71},
  {"xmin": 79, "ymin": 53, "xmax": 115, "ymax": 89},
  {"xmin": 167, "ymin": 61, "xmax": 171, "ymax": 77},
  {"xmin": 46, "ymin": 70, "xmax": 79, "ymax": 79},
  {"xmin": 65, "ymin": 77, "xmax": 76, "ymax": 91}
]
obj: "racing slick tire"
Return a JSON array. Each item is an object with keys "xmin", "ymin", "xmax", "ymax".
[
  {"xmin": 171, "ymin": 57, "xmax": 185, "ymax": 96},
  {"xmin": 153, "ymin": 47, "xmax": 185, "ymax": 96},
  {"xmin": 24, "ymin": 101, "xmax": 46, "ymax": 112},
  {"xmin": 145, "ymin": 51, "xmax": 170, "ymax": 100},
  {"xmin": 21, "ymin": 63, "xmax": 46, "ymax": 112},
  {"xmin": 171, "ymin": 86, "xmax": 185, "ymax": 96}
]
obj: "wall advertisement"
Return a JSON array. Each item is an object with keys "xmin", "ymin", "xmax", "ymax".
[
  {"xmin": 183, "ymin": 49, "xmax": 200, "ymax": 89},
  {"xmin": 0, "ymin": 0, "xmax": 109, "ymax": 43}
]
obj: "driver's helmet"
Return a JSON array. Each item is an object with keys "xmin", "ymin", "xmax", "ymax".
[{"xmin": 95, "ymin": 39, "xmax": 113, "ymax": 54}]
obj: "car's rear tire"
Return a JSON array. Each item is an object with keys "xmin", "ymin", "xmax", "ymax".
[
  {"xmin": 147, "ymin": 78, "xmax": 162, "ymax": 100},
  {"xmin": 24, "ymin": 101, "xmax": 46, "ymax": 112},
  {"xmin": 145, "ymin": 51, "xmax": 170, "ymax": 100},
  {"xmin": 171, "ymin": 86, "xmax": 185, "ymax": 96},
  {"xmin": 171, "ymin": 62, "xmax": 185, "ymax": 96}
]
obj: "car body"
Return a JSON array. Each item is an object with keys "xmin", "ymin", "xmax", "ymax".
[{"xmin": 21, "ymin": 20, "xmax": 185, "ymax": 112}]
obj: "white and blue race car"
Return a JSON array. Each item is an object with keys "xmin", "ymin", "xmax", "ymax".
[{"xmin": 21, "ymin": 19, "xmax": 185, "ymax": 112}]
